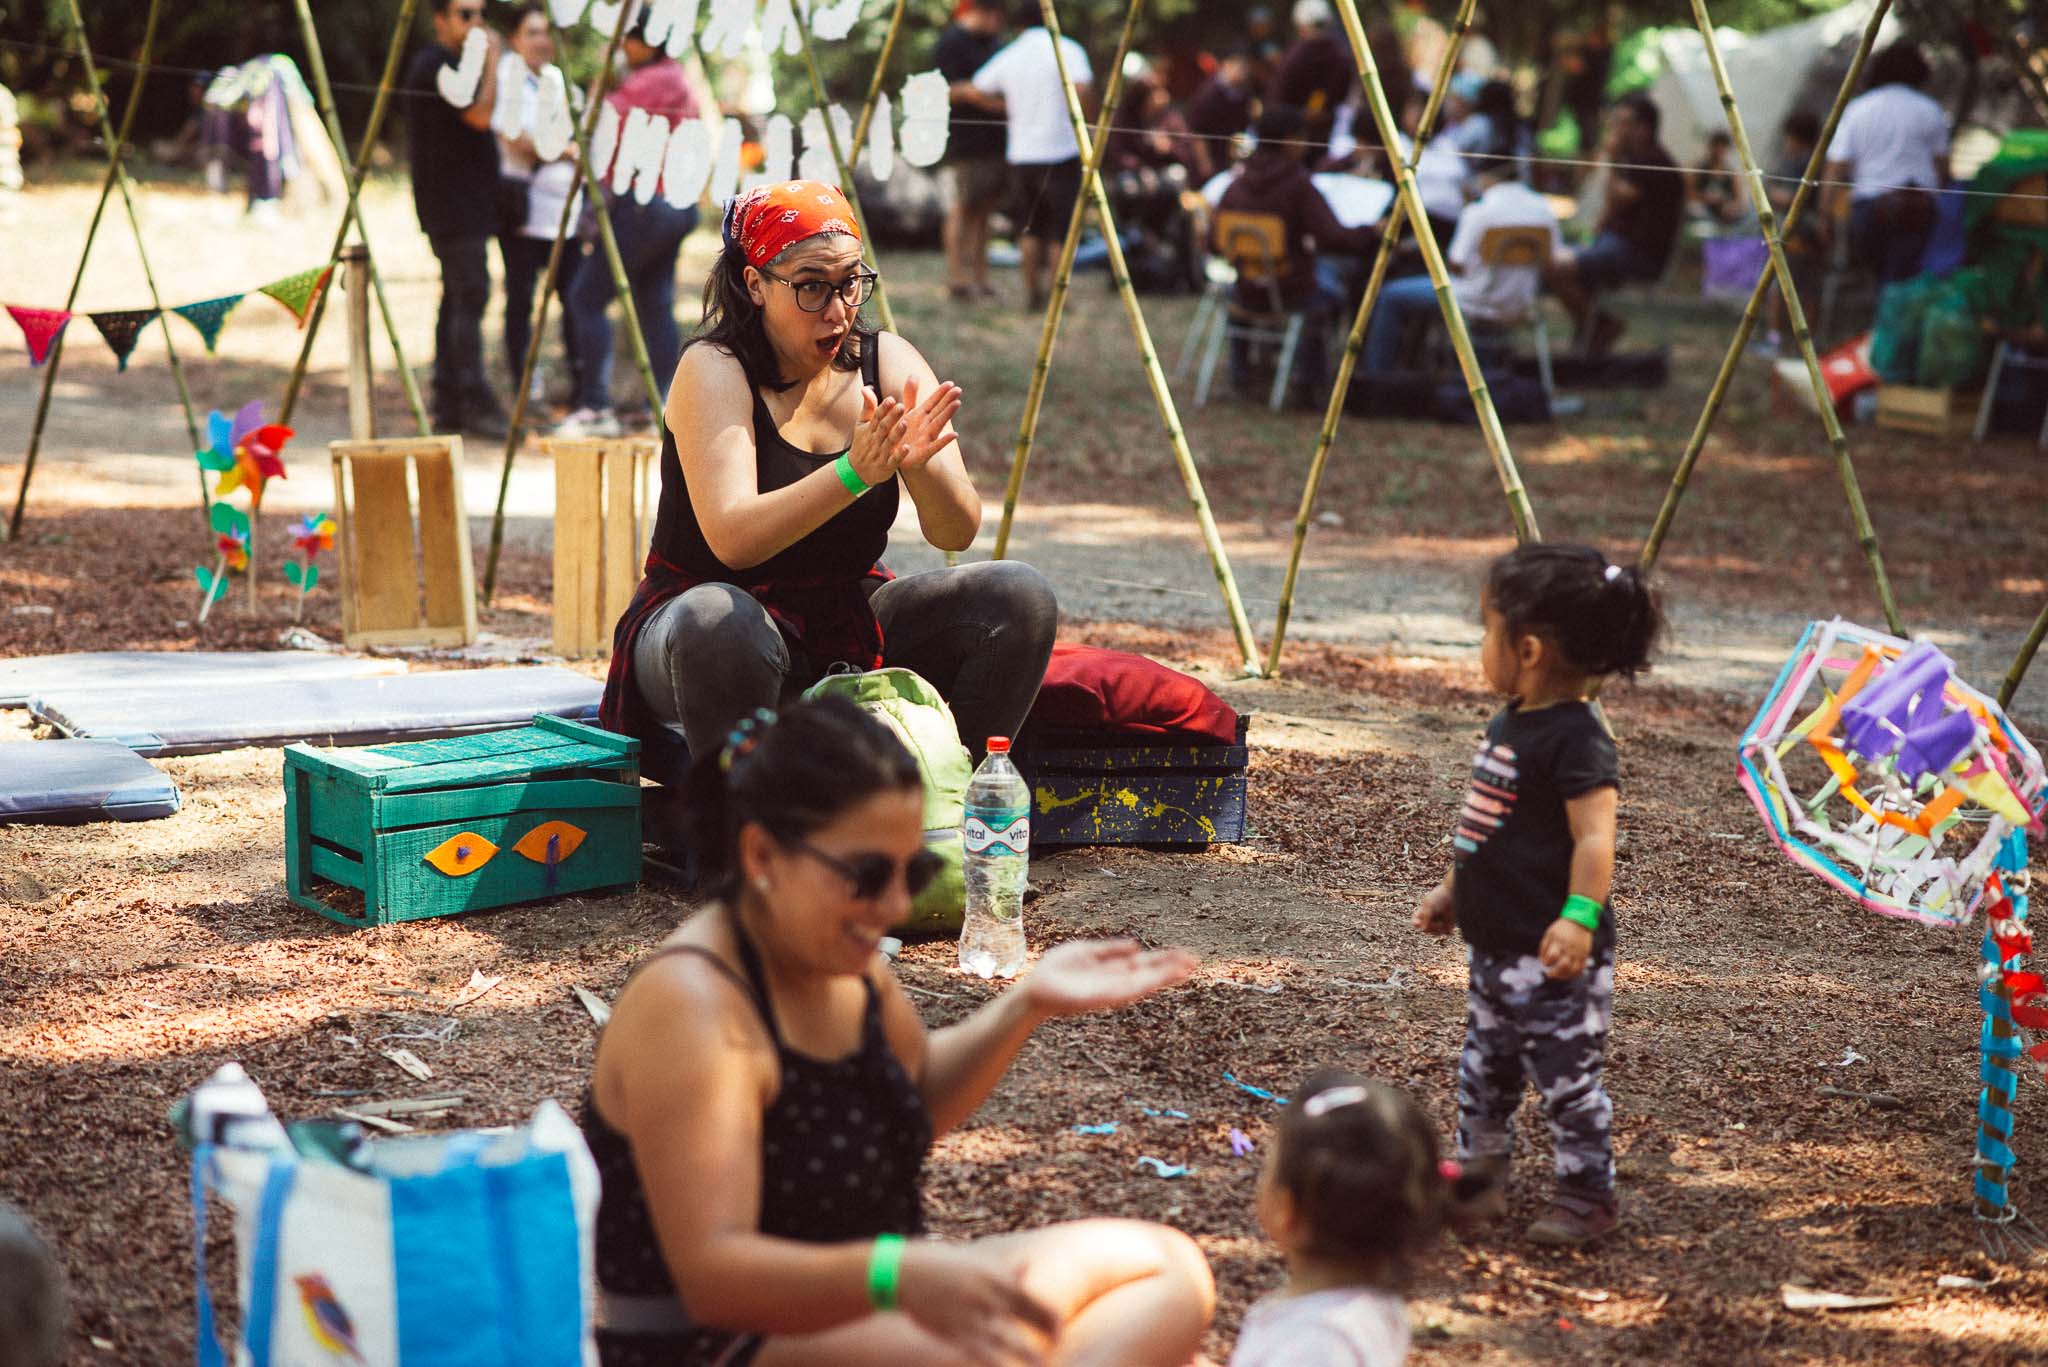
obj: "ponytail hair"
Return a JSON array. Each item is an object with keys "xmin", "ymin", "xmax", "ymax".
[
  {"xmin": 678, "ymin": 696, "xmax": 922, "ymax": 900},
  {"xmin": 1272, "ymin": 1070, "xmax": 1481, "ymax": 1278},
  {"xmin": 1484, "ymin": 543, "xmax": 1664, "ymax": 679}
]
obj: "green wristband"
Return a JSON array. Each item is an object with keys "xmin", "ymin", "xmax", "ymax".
[
  {"xmin": 1560, "ymin": 894, "xmax": 1602, "ymax": 932},
  {"xmin": 834, "ymin": 452, "xmax": 872, "ymax": 497},
  {"xmin": 866, "ymin": 1233, "xmax": 906, "ymax": 1311}
]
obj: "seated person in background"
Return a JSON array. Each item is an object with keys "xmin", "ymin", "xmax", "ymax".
[
  {"xmin": 1268, "ymin": 0, "xmax": 1353, "ymax": 151},
  {"xmin": 1216, "ymin": 104, "xmax": 1378, "ymax": 407},
  {"xmin": 1324, "ymin": 87, "xmax": 1468, "ymax": 247},
  {"xmin": 1188, "ymin": 47, "xmax": 1258, "ymax": 158},
  {"xmin": 1438, "ymin": 73, "xmax": 1494, "ymax": 155},
  {"xmin": 1686, "ymin": 129, "xmax": 1747, "ymax": 227},
  {"xmin": 1824, "ymin": 39, "xmax": 1950, "ymax": 286},
  {"xmin": 1362, "ymin": 153, "xmax": 1559, "ymax": 373},
  {"xmin": 1546, "ymin": 92, "xmax": 1683, "ymax": 356},
  {"xmin": 1762, "ymin": 107, "xmax": 1823, "ymax": 351}
]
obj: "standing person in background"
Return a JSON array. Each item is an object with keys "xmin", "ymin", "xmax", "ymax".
[
  {"xmin": 1187, "ymin": 47, "xmax": 1258, "ymax": 158},
  {"xmin": 1824, "ymin": 40, "xmax": 1950, "ymax": 286},
  {"xmin": 972, "ymin": 3, "xmax": 1094, "ymax": 313},
  {"xmin": 406, "ymin": 0, "xmax": 507, "ymax": 439},
  {"xmin": 558, "ymin": 11, "xmax": 701, "ymax": 438},
  {"xmin": 495, "ymin": 3, "xmax": 585, "ymax": 409},
  {"xmin": 1268, "ymin": 0, "xmax": 1352, "ymax": 152},
  {"xmin": 935, "ymin": 0, "xmax": 1009, "ymax": 303}
]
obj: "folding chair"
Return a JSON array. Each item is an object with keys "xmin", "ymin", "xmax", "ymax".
[
  {"xmin": 1973, "ymin": 173, "xmax": 2048, "ymax": 445},
  {"xmin": 1469, "ymin": 224, "xmax": 1558, "ymax": 403},
  {"xmin": 1193, "ymin": 210, "xmax": 1309, "ymax": 412},
  {"xmin": 1175, "ymin": 255, "xmax": 1237, "ymax": 381}
]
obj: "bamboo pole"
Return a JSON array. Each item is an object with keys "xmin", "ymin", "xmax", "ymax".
[
  {"xmin": 991, "ymin": 0, "xmax": 1144, "ymax": 563},
  {"xmin": 7, "ymin": 0, "xmax": 168, "ymax": 543},
  {"xmin": 1998, "ymin": 598, "xmax": 2048, "ymax": 710},
  {"xmin": 796, "ymin": 16, "xmax": 898, "ymax": 334},
  {"xmin": 1638, "ymin": 0, "xmax": 1888, "ymax": 576},
  {"xmin": 482, "ymin": 0, "xmax": 640, "ymax": 604},
  {"xmin": 288, "ymin": 0, "xmax": 432, "ymax": 434},
  {"xmin": 1036, "ymin": 0, "xmax": 1261, "ymax": 672},
  {"xmin": 848, "ymin": 0, "xmax": 910, "ymax": 163},
  {"xmin": 1328, "ymin": 0, "xmax": 1540, "ymax": 546},
  {"xmin": 279, "ymin": 0, "xmax": 421, "ymax": 428},
  {"xmin": 1264, "ymin": 0, "xmax": 1476, "ymax": 678},
  {"xmin": 1686, "ymin": 0, "xmax": 1904, "ymax": 636}
]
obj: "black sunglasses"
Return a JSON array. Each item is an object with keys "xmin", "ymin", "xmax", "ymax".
[
  {"xmin": 792, "ymin": 839, "xmax": 943, "ymax": 900},
  {"xmin": 758, "ymin": 267, "xmax": 879, "ymax": 314}
]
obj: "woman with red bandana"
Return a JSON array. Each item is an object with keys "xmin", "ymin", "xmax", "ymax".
[{"xmin": 600, "ymin": 180, "xmax": 1059, "ymax": 775}]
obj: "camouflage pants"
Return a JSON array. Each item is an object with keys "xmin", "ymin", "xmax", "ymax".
[{"xmin": 1456, "ymin": 942, "xmax": 1615, "ymax": 1199}]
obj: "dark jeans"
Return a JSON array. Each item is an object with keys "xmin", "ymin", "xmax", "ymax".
[
  {"xmin": 500, "ymin": 233, "xmax": 586, "ymax": 390},
  {"xmin": 428, "ymin": 232, "xmax": 495, "ymax": 422},
  {"xmin": 1850, "ymin": 189, "xmax": 1937, "ymax": 286},
  {"xmin": 567, "ymin": 198, "xmax": 698, "ymax": 411},
  {"xmin": 632, "ymin": 561, "xmax": 1060, "ymax": 762}
]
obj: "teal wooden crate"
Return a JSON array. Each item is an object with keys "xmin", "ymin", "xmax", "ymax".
[
  {"xmin": 284, "ymin": 715, "xmax": 641, "ymax": 928},
  {"xmin": 1012, "ymin": 717, "xmax": 1250, "ymax": 848}
]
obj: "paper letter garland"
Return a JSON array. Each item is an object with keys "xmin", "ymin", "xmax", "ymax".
[
  {"xmin": 436, "ymin": 26, "xmax": 490, "ymax": 108},
  {"xmin": 898, "ymin": 71, "xmax": 951, "ymax": 168},
  {"xmin": 809, "ymin": 0, "xmax": 862, "ymax": 42},
  {"xmin": 7, "ymin": 305, "xmax": 72, "ymax": 366}
]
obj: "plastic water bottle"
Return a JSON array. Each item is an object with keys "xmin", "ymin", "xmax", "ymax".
[
  {"xmin": 171, "ymin": 1062, "xmax": 289, "ymax": 1152},
  {"xmin": 959, "ymin": 737, "xmax": 1030, "ymax": 979}
]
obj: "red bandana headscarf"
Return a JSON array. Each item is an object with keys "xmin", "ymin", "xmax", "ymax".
[{"xmin": 723, "ymin": 180, "xmax": 862, "ymax": 268}]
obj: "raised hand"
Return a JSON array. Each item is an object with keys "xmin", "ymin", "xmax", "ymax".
[
  {"xmin": 1022, "ymin": 939, "xmax": 1198, "ymax": 1019},
  {"xmin": 847, "ymin": 386, "xmax": 910, "ymax": 488},
  {"xmin": 892, "ymin": 375, "xmax": 962, "ymax": 472}
]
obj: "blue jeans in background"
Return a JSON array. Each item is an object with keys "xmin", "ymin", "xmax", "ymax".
[
  {"xmin": 1362, "ymin": 273, "xmax": 1444, "ymax": 374},
  {"xmin": 566, "ymin": 197, "xmax": 698, "ymax": 411}
]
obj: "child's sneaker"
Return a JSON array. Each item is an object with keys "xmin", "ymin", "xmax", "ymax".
[{"xmin": 1525, "ymin": 1191, "xmax": 1616, "ymax": 1246}]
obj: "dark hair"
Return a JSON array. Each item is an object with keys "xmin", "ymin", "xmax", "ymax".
[
  {"xmin": 1782, "ymin": 107, "xmax": 1822, "ymax": 146},
  {"xmin": 679, "ymin": 697, "xmax": 922, "ymax": 900},
  {"xmin": 430, "ymin": 0, "xmax": 467, "ymax": 14},
  {"xmin": 1254, "ymin": 102, "xmax": 1307, "ymax": 146},
  {"xmin": 1867, "ymin": 40, "xmax": 1930, "ymax": 91},
  {"xmin": 1011, "ymin": 1, "xmax": 1044, "ymax": 27},
  {"xmin": 1271, "ymin": 1071, "xmax": 1452, "ymax": 1274},
  {"xmin": 694, "ymin": 233, "xmax": 875, "ymax": 393},
  {"xmin": 968, "ymin": 0, "xmax": 1008, "ymax": 12},
  {"xmin": 1476, "ymin": 79, "xmax": 1516, "ymax": 126},
  {"xmin": 1705, "ymin": 128, "xmax": 1732, "ymax": 150},
  {"xmin": 1615, "ymin": 91, "xmax": 1660, "ymax": 138},
  {"xmin": 1484, "ymin": 543, "xmax": 1664, "ymax": 679}
]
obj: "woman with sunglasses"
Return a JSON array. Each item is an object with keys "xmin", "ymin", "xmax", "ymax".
[
  {"xmin": 599, "ymin": 180, "xmax": 1059, "ymax": 781},
  {"xmin": 584, "ymin": 698, "xmax": 1214, "ymax": 1366}
]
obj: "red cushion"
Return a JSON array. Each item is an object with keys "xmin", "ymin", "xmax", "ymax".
[{"xmin": 1026, "ymin": 643, "xmax": 1240, "ymax": 744}]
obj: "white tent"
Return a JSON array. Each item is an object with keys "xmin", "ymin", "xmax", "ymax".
[{"xmin": 1647, "ymin": 0, "xmax": 1902, "ymax": 166}]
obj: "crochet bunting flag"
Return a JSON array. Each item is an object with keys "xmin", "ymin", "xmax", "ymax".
[
  {"xmin": 171, "ymin": 293, "xmax": 247, "ymax": 354},
  {"xmin": 257, "ymin": 266, "xmax": 333, "ymax": 327},
  {"xmin": 88, "ymin": 308, "xmax": 160, "ymax": 372},
  {"xmin": 7, "ymin": 305, "xmax": 73, "ymax": 366}
]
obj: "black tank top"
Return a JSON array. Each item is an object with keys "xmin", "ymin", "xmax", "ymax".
[
  {"xmin": 651, "ymin": 341, "xmax": 898, "ymax": 584},
  {"xmin": 579, "ymin": 914, "xmax": 931, "ymax": 1365}
]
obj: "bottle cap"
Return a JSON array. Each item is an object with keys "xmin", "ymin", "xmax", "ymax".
[{"xmin": 986, "ymin": 736, "xmax": 1011, "ymax": 753}]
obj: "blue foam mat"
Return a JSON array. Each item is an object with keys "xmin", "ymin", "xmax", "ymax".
[
  {"xmin": 0, "ymin": 651, "xmax": 399, "ymax": 708},
  {"xmin": 0, "ymin": 740, "xmax": 181, "ymax": 823},
  {"xmin": 30, "ymin": 667, "xmax": 603, "ymax": 756}
]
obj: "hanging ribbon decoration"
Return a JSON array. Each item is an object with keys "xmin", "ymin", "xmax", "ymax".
[
  {"xmin": 257, "ymin": 266, "xmax": 333, "ymax": 328},
  {"xmin": 87, "ymin": 308, "xmax": 160, "ymax": 372},
  {"xmin": 7, "ymin": 306, "xmax": 74, "ymax": 366},
  {"xmin": 171, "ymin": 294, "xmax": 248, "ymax": 354}
]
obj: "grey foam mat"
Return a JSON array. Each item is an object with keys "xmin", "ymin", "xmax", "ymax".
[
  {"xmin": 0, "ymin": 651, "xmax": 401, "ymax": 708},
  {"xmin": 0, "ymin": 740, "xmax": 181, "ymax": 823},
  {"xmin": 29, "ymin": 667, "xmax": 603, "ymax": 756}
]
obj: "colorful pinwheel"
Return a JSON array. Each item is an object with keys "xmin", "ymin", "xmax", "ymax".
[
  {"xmin": 196, "ymin": 401, "xmax": 292, "ymax": 509},
  {"xmin": 285, "ymin": 511, "xmax": 337, "ymax": 621},
  {"xmin": 195, "ymin": 502, "xmax": 251, "ymax": 624}
]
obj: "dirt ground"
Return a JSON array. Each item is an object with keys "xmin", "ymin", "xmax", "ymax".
[{"xmin": 4, "ymin": 178, "xmax": 2048, "ymax": 1364}]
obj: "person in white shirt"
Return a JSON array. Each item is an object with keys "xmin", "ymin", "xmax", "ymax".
[
  {"xmin": 972, "ymin": 3, "xmax": 1095, "ymax": 309},
  {"xmin": 494, "ymin": 3, "xmax": 585, "ymax": 402},
  {"xmin": 1361, "ymin": 154, "xmax": 1557, "ymax": 372},
  {"xmin": 1823, "ymin": 40, "xmax": 1950, "ymax": 285}
]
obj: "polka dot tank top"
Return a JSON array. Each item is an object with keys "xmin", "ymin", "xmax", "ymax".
[{"xmin": 579, "ymin": 920, "xmax": 932, "ymax": 1365}]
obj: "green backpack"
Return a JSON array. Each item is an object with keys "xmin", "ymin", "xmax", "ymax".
[{"xmin": 803, "ymin": 667, "xmax": 973, "ymax": 933}]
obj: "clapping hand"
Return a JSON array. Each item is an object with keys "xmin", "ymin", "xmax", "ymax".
[
  {"xmin": 1022, "ymin": 939, "xmax": 1198, "ymax": 1019},
  {"xmin": 892, "ymin": 376, "xmax": 962, "ymax": 472}
]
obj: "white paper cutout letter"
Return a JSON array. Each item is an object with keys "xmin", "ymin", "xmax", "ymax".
[
  {"xmin": 865, "ymin": 91, "xmax": 894, "ymax": 181},
  {"xmin": 589, "ymin": 101, "xmax": 623, "ymax": 187},
  {"xmin": 762, "ymin": 113, "xmax": 795, "ymax": 185},
  {"xmin": 809, "ymin": 0, "xmax": 863, "ymax": 42},
  {"xmin": 549, "ymin": 0, "xmax": 590, "ymax": 25},
  {"xmin": 709, "ymin": 116, "xmax": 744, "ymax": 202},
  {"xmin": 436, "ymin": 27, "xmax": 489, "ymax": 108},
  {"xmin": 616, "ymin": 107, "xmax": 673, "ymax": 204},
  {"xmin": 759, "ymin": 0, "xmax": 802, "ymax": 56},
  {"xmin": 701, "ymin": 0, "xmax": 755, "ymax": 58},
  {"xmin": 489, "ymin": 53, "xmax": 528, "ymax": 136},
  {"xmin": 585, "ymin": 0, "xmax": 633, "ymax": 37},
  {"xmin": 663, "ymin": 115, "xmax": 717, "ymax": 207},
  {"xmin": 898, "ymin": 70, "xmax": 950, "ymax": 168},
  {"xmin": 797, "ymin": 107, "xmax": 837, "ymax": 185},
  {"xmin": 532, "ymin": 67, "xmax": 574, "ymax": 160},
  {"xmin": 643, "ymin": 0, "xmax": 703, "ymax": 56}
]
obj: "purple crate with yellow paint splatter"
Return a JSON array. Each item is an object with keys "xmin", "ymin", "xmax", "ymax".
[
  {"xmin": 1011, "ymin": 716, "xmax": 1249, "ymax": 848},
  {"xmin": 283, "ymin": 715, "xmax": 640, "ymax": 928}
]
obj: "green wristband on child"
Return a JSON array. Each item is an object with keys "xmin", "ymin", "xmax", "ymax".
[
  {"xmin": 866, "ymin": 1234, "xmax": 906, "ymax": 1311},
  {"xmin": 834, "ymin": 453, "xmax": 872, "ymax": 497},
  {"xmin": 1560, "ymin": 894, "xmax": 1602, "ymax": 932}
]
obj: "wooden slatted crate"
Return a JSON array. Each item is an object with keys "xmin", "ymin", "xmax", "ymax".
[
  {"xmin": 1012, "ymin": 717, "xmax": 1250, "ymax": 847},
  {"xmin": 1875, "ymin": 384, "xmax": 1981, "ymax": 438},
  {"xmin": 545, "ymin": 436, "xmax": 655, "ymax": 659},
  {"xmin": 284, "ymin": 716, "xmax": 641, "ymax": 928},
  {"xmin": 330, "ymin": 438, "xmax": 479, "ymax": 649}
]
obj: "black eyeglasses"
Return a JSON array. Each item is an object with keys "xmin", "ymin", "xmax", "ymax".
[
  {"xmin": 758, "ymin": 267, "xmax": 879, "ymax": 314},
  {"xmin": 791, "ymin": 840, "xmax": 943, "ymax": 900}
]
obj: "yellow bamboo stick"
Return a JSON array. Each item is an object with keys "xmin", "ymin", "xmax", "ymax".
[
  {"xmin": 1264, "ymin": 0, "xmax": 1478, "ymax": 678},
  {"xmin": 1686, "ymin": 0, "xmax": 1903, "ymax": 637},
  {"xmin": 1035, "ymin": 0, "xmax": 1261, "ymax": 672}
]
